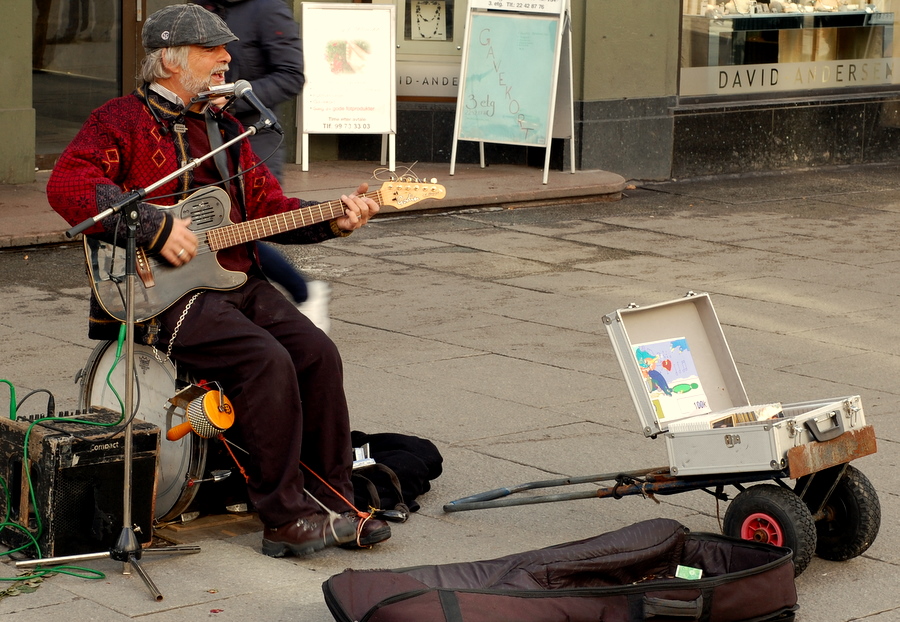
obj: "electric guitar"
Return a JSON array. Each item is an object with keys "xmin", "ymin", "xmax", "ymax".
[{"xmin": 85, "ymin": 180, "xmax": 446, "ymax": 322}]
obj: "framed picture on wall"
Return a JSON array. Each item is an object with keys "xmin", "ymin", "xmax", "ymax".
[{"xmin": 410, "ymin": 0, "xmax": 447, "ymax": 40}]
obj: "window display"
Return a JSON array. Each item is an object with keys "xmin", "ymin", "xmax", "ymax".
[
  {"xmin": 375, "ymin": 0, "xmax": 463, "ymax": 99},
  {"xmin": 681, "ymin": 0, "xmax": 898, "ymax": 98},
  {"xmin": 411, "ymin": 0, "xmax": 448, "ymax": 40},
  {"xmin": 405, "ymin": 0, "xmax": 455, "ymax": 42}
]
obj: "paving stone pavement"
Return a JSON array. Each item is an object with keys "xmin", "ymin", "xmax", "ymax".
[{"xmin": 0, "ymin": 161, "xmax": 898, "ymax": 620}]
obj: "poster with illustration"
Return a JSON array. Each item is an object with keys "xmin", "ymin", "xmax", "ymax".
[
  {"xmin": 302, "ymin": 3, "xmax": 395, "ymax": 134},
  {"xmin": 633, "ymin": 337, "xmax": 711, "ymax": 423}
]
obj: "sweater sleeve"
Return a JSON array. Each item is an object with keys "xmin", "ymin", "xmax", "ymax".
[{"xmin": 46, "ymin": 102, "xmax": 168, "ymax": 248}]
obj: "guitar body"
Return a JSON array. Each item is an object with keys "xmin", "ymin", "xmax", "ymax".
[
  {"xmin": 85, "ymin": 188, "xmax": 246, "ymax": 322},
  {"xmin": 84, "ymin": 180, "xmax": 446, "ymax": 322}
]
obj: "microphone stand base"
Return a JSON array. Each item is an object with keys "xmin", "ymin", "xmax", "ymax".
[{"xmin": 14, "ymin": 535, "xmax": 201, "ymax": 602}]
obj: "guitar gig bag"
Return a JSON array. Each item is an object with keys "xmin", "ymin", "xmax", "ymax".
[{"xmin": 322, "ymin": 518, "xmax": 798, "ymax": 622}]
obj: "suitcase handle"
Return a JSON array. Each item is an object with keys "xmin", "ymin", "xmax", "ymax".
[
  {"xmin": 643, "ymin": 594, "xmax": 703, "ymax": 619},
  {"xmin": 804, "ymin": 409, "xmax": 845, "ymax": 442}
]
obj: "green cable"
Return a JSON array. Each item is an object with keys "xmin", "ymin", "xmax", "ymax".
[
  {"xmin": 2, "ymin": 566, "xmax": 105, "ymax": 582},
  {"xmin": 1, "ymin": 474, "xmax": 11, "ymax": 524},
  {"xmin": 0, "ymin": 324, "xmax": 133, "ymax": 579},
  {"xmin": 104, "ymin": 323, "xmax": 128, "ymax": 418},
  {"xmin": 22, "ymin": 325, "xmax": 128, "ymax": 540},
  {"xmin": 0, "ymin": 475, "xmax": 106, "ymax": 580}
]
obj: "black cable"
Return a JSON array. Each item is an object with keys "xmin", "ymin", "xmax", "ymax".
[{"xmin": 15, "ymin": 389, "xmax": 55, "ymax": 419}]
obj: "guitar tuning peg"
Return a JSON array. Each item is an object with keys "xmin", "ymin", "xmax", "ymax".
[{"xmin": 430, "ymin": 178, "xmax": 437, "ymax": 184}]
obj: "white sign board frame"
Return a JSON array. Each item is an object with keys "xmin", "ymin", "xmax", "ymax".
[
  {"xmin": 467, "ymin": 0, "xmax": 563, "ymax": 15},
  {"xmin": 449, "ymin": 0, "xmax": 575, "ymax": 184},
  {"xmin": 299, "ymin": 3, "xmax": 397, "ymax": 171}
]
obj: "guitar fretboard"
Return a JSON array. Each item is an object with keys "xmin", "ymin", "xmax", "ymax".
[{"xmin": 205, "ymin": 191, "xmax": 382, "ymax": 251}]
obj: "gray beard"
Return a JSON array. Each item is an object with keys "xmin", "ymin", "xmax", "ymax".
[{"xmin": 179, "ymin": 73, "xmax": 210, "ymax": 98}]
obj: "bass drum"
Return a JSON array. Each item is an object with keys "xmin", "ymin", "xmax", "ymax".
[{"xmin": 78, "ymin": 340, "xmax": 207, "ymax": 523}]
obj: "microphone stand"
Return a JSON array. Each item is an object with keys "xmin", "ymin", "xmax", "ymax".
[{"xmin": 16, "ymin": 119, "xmax": 263, "ymax": 601}]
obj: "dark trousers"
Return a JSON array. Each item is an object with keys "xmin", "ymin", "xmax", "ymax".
[{"xmin": 156, "ymin": 276, "xmax": 353, "ymax": 527}]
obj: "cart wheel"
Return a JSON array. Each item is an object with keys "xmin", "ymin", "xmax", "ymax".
[
  {"xmin": 723, "ymin": 484, "xmax": 816, "ymax": 576},
  {"xmin": 799, "ymin": 465, "xmax": 881, "ymax": 562}
]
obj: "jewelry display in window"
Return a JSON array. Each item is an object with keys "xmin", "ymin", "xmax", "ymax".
[
  {"xmin": 722, "ymin": 0, "xmax": 755, "ymax": 13},
  {"xmin": 705, "ymin": 1, "xmax": 725, "ymax": 16},
  {"xmin": 412, "ymin": 0, "xmax": 447, "ymax": 41}
]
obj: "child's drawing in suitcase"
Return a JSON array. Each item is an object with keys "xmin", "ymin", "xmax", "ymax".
[{"xmin": 634, "ymin": 337, "xmax": 710, "ymax": 422}]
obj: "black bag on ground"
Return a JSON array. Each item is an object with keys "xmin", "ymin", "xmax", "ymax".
[
  {"xmin": 322, "ymin": 518, "xmax": 797, "ymax": 622},
  {"xmin": 350, "ymin": 431, "xmax": 443, "ymax": 514}
]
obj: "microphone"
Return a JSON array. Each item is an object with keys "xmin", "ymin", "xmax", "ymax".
[{"xmin": 233, "ymin": 79, "xmax": 283, "ymax": 134}]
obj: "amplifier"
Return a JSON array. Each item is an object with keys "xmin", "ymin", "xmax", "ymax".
[{"xmin": 0, "ymin": 408, "xmax": 159, "ymax": 558}]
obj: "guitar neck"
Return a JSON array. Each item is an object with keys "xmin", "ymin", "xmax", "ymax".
[{"xmin": 205, "ymin": 190, "xmax": 380, "ymax": 252}]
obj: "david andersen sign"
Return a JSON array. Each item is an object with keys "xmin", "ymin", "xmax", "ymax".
[{"xmin": 681, "ymin": 59, "xmax": 898, "ymax": 97}]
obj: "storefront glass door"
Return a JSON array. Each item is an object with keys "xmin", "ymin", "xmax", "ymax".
[{"xmin": 33, "ymin": 0, "xmax": 125, "ymax": 168}]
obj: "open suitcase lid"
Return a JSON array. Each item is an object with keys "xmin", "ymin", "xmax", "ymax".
[{"xmin": 603, "ymin": 292, "xmax": 751, "ymax": 438}]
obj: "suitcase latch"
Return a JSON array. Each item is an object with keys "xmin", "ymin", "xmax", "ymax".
[
  {"xmin": 847, "ymin": 399, "xmax": 861, "ymax": 428},
  {"xmin": 724, "ymin": 434, "xmax": 741, "ymax": 448},
  {"xmin": 787, "ymin": 420, "xmax": 799, "ymax": 438}
]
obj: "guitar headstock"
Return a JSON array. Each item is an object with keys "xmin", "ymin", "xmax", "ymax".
[{"xmin": 377, "ymin": 178, "xmax": 446, "ymax": 210}]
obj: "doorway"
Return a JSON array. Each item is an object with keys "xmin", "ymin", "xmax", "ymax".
[{"xmin": 33, "ymin": 0, "xmax": 146, "ymax": 169}]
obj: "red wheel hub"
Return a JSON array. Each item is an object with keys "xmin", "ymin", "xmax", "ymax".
[{"xmin": 740, "ymin": 512, "xmax": 784, "ymax": 546}]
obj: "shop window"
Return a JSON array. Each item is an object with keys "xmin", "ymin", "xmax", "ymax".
[
  {"xmin": 33, "ymin": 0, "xmax": 122, "ymax": 168},
  {"xmin": 373, "ymin": 0, "xmax": 464, "ymax": 99},
  {"xmin": 680, "ymin": 0, "xmax": 897, "ymax": 100}
]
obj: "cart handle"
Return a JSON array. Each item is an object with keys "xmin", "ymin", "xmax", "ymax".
[{"xmin": 444, "ymin": 468, "xmax": 662, "ymax": 508}]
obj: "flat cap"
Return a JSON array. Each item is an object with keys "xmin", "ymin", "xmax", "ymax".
[{"xmin": 142, "ymin": 4, "xmax": 238, "ymax": 51}]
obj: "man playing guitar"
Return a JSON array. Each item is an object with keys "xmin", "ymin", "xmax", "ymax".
[{"xmin": 47, "ymin": 4, "xmax": 390, "ymax": 557}]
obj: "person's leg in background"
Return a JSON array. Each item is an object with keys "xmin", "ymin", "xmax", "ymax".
[
  {"xmin": 251, "ymin": 129, "xmax": 331, "ymax": 333},
  {"xmin": 257, "ymin": 242, "xmax": 307, "ymax": 302},
  {"xmin": 257, "ymin": 242, "xmax": 331, "ymax": 333}
]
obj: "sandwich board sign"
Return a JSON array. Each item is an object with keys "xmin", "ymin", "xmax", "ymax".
[
  {"xmin": 450, "ymin": 0, "xmax": 574, "ymax": 184},
  {"xmin": 299, "ymin": 3, "xmax": 397, "ymax": 171}
]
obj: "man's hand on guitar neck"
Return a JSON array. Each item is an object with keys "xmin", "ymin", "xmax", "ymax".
[
  {"xmin": 163, "ymin": 217, "xmax": 199, "ymax": 266},
  {"xmin": 335, "ymin": 183, "xmax": 379, "ymax": 232}
]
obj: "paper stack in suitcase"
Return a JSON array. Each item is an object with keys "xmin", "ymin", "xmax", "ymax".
[{"xmin": 603, "ymin": 293, "xmax": 870, "ymax": 477}]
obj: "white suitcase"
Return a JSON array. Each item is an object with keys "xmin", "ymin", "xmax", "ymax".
[{"xmin": 603, "ymin": 292, "xmax": 875, "ymax": 477}]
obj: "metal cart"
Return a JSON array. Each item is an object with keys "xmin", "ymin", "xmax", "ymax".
[{"xmin": 444, "ymin": 293, "xmax": 880, "ymax": 576}]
